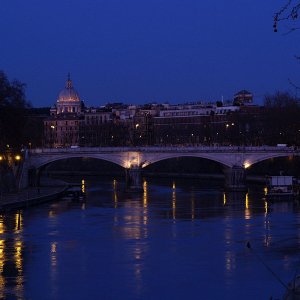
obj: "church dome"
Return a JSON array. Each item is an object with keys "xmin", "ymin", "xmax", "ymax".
[{"xmin": 57, "ymin": 74, "xmax": 80, "ymax": 102}]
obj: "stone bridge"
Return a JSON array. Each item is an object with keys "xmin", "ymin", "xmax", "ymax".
[{"xmin": 19, "ymin": 146, "xmax": 300, "ymax": 191}]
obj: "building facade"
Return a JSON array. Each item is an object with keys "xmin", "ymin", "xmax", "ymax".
[
  {"xmin": 44, "ymin": 77, "xmax": 267, "ymax": 147},
  {"xmin": 233, "ymin": 90, "xmax": 253, "ymax": 106},
  {"xmin": 44, "ymin": 76, "xmax": 134, "ymax": 147},
  {"xmin": 44, "ymin": 75, "xmax": 84, "ymax": 147}
]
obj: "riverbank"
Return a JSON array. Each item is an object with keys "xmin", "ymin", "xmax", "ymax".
[{"xmin": 0, "ymin": 178, "xmax": 69, "ymax": 212}]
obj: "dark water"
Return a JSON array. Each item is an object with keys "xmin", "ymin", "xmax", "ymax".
[{"xmin": 1, "ymin": 177, "xmax": 300, "ymax": 300}]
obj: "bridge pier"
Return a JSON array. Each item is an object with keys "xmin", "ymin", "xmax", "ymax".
[
  {"xmin": 125, "ymin": 166, "xmax": 143, "ymax": 192},
  {"xmin": 18, "ymin": 166, "xmax": 29, "ymax": 190},
  {"xmin": 224, "ymin": 165, "xmax": 247, "ymax": 192},
  {"xmin": 27, "ymin": 167, "xmax": 41, "ymax": 187}
]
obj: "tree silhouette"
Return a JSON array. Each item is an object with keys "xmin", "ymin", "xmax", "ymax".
[
  {"xmin": 274, "ymin": 1, "xmax": 300, "ymax": 33},
  {"xmin": 263, "ymin": 91, "xmax": 300, "ymax": 145},
  {"xmin": 0, "ymin": 71, "xmax": 31, "ymax": 151}
]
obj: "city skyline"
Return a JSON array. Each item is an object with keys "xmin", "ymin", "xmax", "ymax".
[{"xmin": 1, "ymin": 0, "xmax": 300, "ymax": 107}]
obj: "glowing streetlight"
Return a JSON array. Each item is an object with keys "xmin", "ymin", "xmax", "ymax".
[
  {"xmin": 244, "ymin": 162, "xmax": 251, "ymax": 169},
  {"xmin": 15, "ymin": 155, "xmax": 21, "ymax": 161}
]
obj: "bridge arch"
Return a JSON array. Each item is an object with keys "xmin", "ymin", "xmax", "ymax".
[
  {"xmin": 141, "ymin": 153, "xmax": 232, "ymax": 168},
  {"xmin": 27, "ymin": 155, "xmax": 126, "ymax": 187},
  {"xmin": 142, "ymin": 155, "xmax": 226, "ymax": 185},
  {"xmin": 244, "ymin": 152, "xmax": 299, "ymax": 169},
  {"xmin": 30, "ymin": 154, "xmax": 126, "ymax": 170}
]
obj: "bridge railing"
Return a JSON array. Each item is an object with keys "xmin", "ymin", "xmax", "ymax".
[{"xmin": 28, "ymin": 145, "xmax": 298, "ymax": 154}]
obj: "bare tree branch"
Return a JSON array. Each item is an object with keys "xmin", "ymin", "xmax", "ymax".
[
  {"xmin": 288, "ymin": 78, "xmax": 300, "ymax": 89},
  {"xmin": 282, "ymin": 26, "xmax": 300, "ymax": 35},
  {"xmin": 274, "ymin": 1, "xmax": 300, "ymax": 32}
]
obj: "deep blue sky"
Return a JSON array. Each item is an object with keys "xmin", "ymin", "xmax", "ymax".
[{"xmin": 1, "ymin": 0, "xmax": 299, "ymax": 107}]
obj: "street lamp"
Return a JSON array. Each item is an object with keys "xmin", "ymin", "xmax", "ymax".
[
  {"xmin": 191, "ymin": 133, "xmax": 194, "ymax": 145},
  {"xmin": 14, "ymin": 154, "xmax": 21, "ymax": 167},
  {"xmin": 50, "ymin": 125, "xmax": 56, "ymax": 147}
]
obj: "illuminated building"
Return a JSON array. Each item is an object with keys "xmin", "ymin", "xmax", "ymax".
[
  {"xmin": 44, "ymin": 75, "xmax": 130, "ymax": 147},
  {"xmin": 233, "ymin": 90, "xmax": 253, "ymax": 106},
  {"xmin": 43, "ymin": 79, "xmax": 264, "ymax": 147},
  {"xmin": 44, "ymin": 74, "xmax": 83, "ymax": 147}
]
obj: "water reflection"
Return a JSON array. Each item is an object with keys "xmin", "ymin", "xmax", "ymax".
[
  {"xmin": 81, "ymin": 179, "xmax": 85, "ymax": 194},
  {"xmin": 225, "ymin": 250, "xmax": 236, "ymax": 273},
  {"xmin": 223, "ymin": 192, "xmax": 227, "ymax": 206},
  {"xmin": 264, "ymin": 201, "xmax": 272, "ymax": 247},
  {"xmin": 172, "ymin": 182, "xmax": 176, "ymax": 220},
  {"xmin": 0, "ymin": 239, "xmax": 4, "ymax": 300},
  {"xmin": 111, "ymin": 179, "xmax": 151, "ymax": 299},
  {"xmin": 120, "ymin": 201, "xmax": 149, "ymax": 240},
  {"xmin": 48, "ymin": 210, "xmax": 56, "ymax": 219},
  {"xmin": 1, "ymin": 177, "xmax": 300, "ymax": 300},
  {"xmin": 264, "ymin": 201, "xmax": 268, "ymax": 217},
  {"xmin": 191, "ymin": 191, "xmax": 195, "ymax": 220},
  {"xmin": 245, "ymin": 193, "xmax": 251, "ymax": 220},
  {"xmin": 14, "ymin": 238, "xmax": 23, "ymax": 299},
  {"xmin": 132, "ymin": 242, "xmax": 147, "ymax": 298},
  {"xmin": 15, "ymin": 211, "xmax": 22, "ymax": 232},
  {"xmin": 50, "ymin": 241, "xmax": 58, "ymax": 295},
  {"xmin": 143, "ymin": 180, "xmax": 148, "ymax": 225},
  {"xmin": 0, "ymin": 212, "xmax": 25, "ymax": 299},
  {"xmin": 51, "ymin": 242, "xmax": 57, "ymax": 267},
  {"xmin": 113, "ymin": 179, "xmax": 118, "ymax": 208}
]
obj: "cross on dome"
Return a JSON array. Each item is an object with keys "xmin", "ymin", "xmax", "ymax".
[{"xmin": 66, "ymin": 72, "xmax": 73, "ymax": 89}]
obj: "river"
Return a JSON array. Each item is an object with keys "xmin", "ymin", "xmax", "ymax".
[{"xmin": 0, "ymin": 176, "xmax": 300, "ymax": 300}]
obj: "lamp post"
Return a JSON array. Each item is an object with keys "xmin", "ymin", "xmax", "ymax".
[
  {"xmin": 50, "ymin": 125, "xmax": 55, "ymax": 147},
  {"xmin": 14, "ymin": 154, "xmax": 21, "ymax": 168},
  {"xmin": 134, "ymin": 123, "xmax": 140, "ymax": 146}
]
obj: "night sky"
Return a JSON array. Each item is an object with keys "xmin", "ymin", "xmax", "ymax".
[{"xmin": 1, "ymin": 0, "xmax": 299, "ymax": 107}]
